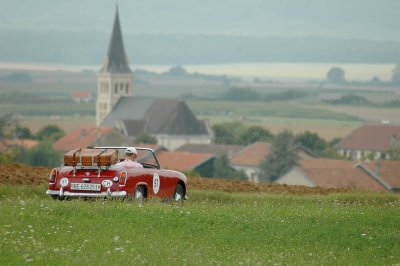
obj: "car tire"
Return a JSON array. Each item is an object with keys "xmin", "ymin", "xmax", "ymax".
[
  {"xmin": 134, "ymin": 186, "xmax": 146, "ymax": 203},
  {"xmin": 173, "ymin": 184, "xmax": 184, "ymax": 202}
]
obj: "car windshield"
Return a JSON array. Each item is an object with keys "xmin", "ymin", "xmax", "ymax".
[
  {"xmin": 110, "ymin": 147, "xmax": 160, "ymax": 169},
  {"xmin": 136, "ymin": 148, "xmax": 160, "ymax": 168}
]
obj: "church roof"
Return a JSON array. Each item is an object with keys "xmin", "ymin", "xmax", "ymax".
[
  {"xmin": 100, "ymin": 97, "xmax": 209, "ymax": 136},
  {"xmin": 143, "ymin": 99, "xmax": 209, "ymax": 135},
  {"xmin": 100, "ymin": 7, "xmax": 132, "ymax": 74},
  {"xmin": 101, "ymin": 97, "xmax": 155, "ymax": 127}
]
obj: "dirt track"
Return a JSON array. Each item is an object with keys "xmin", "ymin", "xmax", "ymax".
[{"xmin": 0, "ymin": 164, "xmax": 349, "ymax": 195}]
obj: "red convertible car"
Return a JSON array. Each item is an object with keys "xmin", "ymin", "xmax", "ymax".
[{"xmin": 46, "ymin": 147, "xmax": 187, "ymax": 201}]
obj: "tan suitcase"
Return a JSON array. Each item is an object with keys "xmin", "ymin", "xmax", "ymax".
[{"xmin": 64, "ymin": 148, "xmax": 118, "ymax": 167}]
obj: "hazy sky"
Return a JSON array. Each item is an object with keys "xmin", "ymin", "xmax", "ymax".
[{"xmin": 0, "ymin": 0, "xmax": 399, "ymax": 40}]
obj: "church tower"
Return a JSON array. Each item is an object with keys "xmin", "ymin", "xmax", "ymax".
[{"xmin": 96, "ymin": 6, "xmax": 133, "ymax": 126}]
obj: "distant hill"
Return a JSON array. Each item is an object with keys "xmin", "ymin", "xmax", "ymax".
[
  {"xmin": 1, "ymin": 0, "xmax": 400, "ymax": 65},
  {"xmin": 0, "ymin": 0, "xmax": 399, "ymax": 40},
  {"xmin": 0, "ymin": 32, "xmax": 399, "ymax": 65}
]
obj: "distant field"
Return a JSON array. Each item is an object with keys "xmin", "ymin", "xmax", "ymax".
[
  {"xmin": 19, "ymin": 116, "xmax": 95, "ymax": 134},
  {"xmin": 0, "ymin": 102, "xmax": 94, "ymax": 117},
  {"xmin": 1, "ymin": 65, "xmax": 399, "ymax": 140},
  {"xmin": 188, "ymin": 100, "xmax": 361, "ymax": 121},
  {"xmin": 0, "ymin": 185, "xmax": 399, "ymax": 265},
  {"xmin": 188, "ymin": 99, "xmax": 363, "ymax": 138},
  {"xmin": 315, "ymin": 105, "xmax": 400, "ymax": 125},
  {"xmin": 199, "ymin": 115, "xmax": 360, "ymax": 140}
]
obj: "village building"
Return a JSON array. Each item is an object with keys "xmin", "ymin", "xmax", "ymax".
[
  {"xmin": 230, "ymin": 142, "xmax": 271, "ymax": 183},
  {"xmin": 276, "ymin": 158, "xmax": 388, "ymax": 192},
  {"xmin": 230, "ymin": 142, "xmax": 318, "ymax": 183},
  {"xmin": 53, "ymin": 127, "xmax": 131, "ymax": 151},
  {"xmin": 95, "ymin": 7, "xmax": 212, "ymax": 150},
  {"xmin": 336, "ymin": 124, "xmax": 400, "ymax": 160},
  {"xmin": 71, "ymin": 90, "xmax": 93, "ymax": 103},
  {"xmin": 176, "ymin": 143, "xmax": 245, "ymax": 159},
  {"xmin": 156, "ymin": 151, "xmax": 215, "ymax": 177},
  {"xmin": 356, "ymin": 160, "xmax": 400, "ymax": 192},
  {"xmin": 0, "ymin": 139, "xmax": 39, "ymax": 152}
]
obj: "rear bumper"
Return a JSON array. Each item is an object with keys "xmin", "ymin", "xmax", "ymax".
[{"xmin": 46, "ymin": 188, "xmax": 127, "ymax": 198}]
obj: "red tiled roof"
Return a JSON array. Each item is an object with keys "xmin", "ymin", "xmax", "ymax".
[
  {"xmin": 4, "ymin": 139, "xmax": 39, "ymax": 149},
  {"xmin": 230, "ymin": 142, "xmax": 271, "ymax": 167},
  {"xmin": 157, "ymin": 151, "xmax": 214, "ymax": 171},
  {"xmin": 53, "ymin": 127, "xmax": 113, "ymax": 151},
  {"xmin": 176, "ymin": 143, "xmax": 245, "ymax": 157},
  {"xmin": 71, "ymin": 91, "xmax": 92, "ymax": 99},
  {"xmin": 336, "ymin": 124, "xmax": 400, "ymax": 151},
  {"xmin": 299, "ymin": 159, "xmax": 387, "ymax": 192},
  {"xmin": 361, "ymin": 160, "xmax": 400, "ymax": 188}
]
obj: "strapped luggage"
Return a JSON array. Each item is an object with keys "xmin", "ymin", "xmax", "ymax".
[{"xmin": 64, "ymin": 148, "xmax": 118, "ymax": 167}]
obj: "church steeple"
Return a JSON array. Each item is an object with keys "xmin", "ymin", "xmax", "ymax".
[
  {"xmin": 100, "ymin": 6, "xmax": 132, "ymax": 74},
  {"xmin": 96, "ymin": 5, "xmax": 133, "ymax": 126}
]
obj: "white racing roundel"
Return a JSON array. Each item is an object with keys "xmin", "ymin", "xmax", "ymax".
[
  {"xmin": 102, "ymin": 180, "xmax": 113, "ymax": 188},
  {"xmin": 153, "ymin": 173, "xmax": 160, "ymax": 194},
  {"xmin": 60, "ymin": 178, "xmax": 69, "ymax": 187}
]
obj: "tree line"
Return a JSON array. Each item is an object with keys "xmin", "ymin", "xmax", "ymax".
[
  {"xmin": 0, "ymin": 115, "xmax": 65, "ymax": 166},
  {"xmin": 326, "ymin": 64, "xmax": 400, "ymax": 86}
]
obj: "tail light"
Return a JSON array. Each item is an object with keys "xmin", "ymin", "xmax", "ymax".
[
  {"xmin": 118, "ymin": 171, "xmax": 127, "ymax": 185},
  {"xmin": 49, "ymin": 168, "xmax": 57, "ymax": 183}
]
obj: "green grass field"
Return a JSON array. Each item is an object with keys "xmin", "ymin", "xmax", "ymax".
[
  {"xmin": 187, "ymin": 100, "xmax": 361, "ymax": 122},
  {"xmin": 1, "ymin": 185, "xmax": 399, "ymax": 265}
]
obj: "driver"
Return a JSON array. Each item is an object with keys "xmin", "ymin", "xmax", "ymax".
[{"xmin": 115, "ymin": 147, "xmax": 143, "ymax": 168}]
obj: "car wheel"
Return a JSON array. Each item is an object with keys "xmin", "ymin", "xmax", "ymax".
[
  {"xmin": 134, "ymin": 186, "xmax": 146, "ymax": 202},
  {"xmin": 173, "ymin": 184, "xmax": 184, "ymax": 202}
]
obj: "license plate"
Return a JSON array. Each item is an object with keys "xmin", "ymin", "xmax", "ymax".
[{"xmin": 71, "ymin": 183, "xmax": 101, "ymax": 191}]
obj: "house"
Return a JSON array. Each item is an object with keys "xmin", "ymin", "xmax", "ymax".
[
  {"xmin": 276, "ymin": 158, "xmax": 388, "ymax": 192},
  {"xmin": 156, "ymin": 151, "xmax": 215, "ymax": 177},
  {"xmin": 336, "ymin": 124, "xmax": 400, "ymax": 160},
  {"xmin": 356, "ymin": 160, "xmax": 400, "ymax": 192},
  {"xmin": 95, "ymin": 7, "xmax": 213, "ymax": 150},
  {"xmin": 0, "ymin": 139, "xmax": 39, "ymax": 151},
  {"xmin": 230, "ymin": 142, "xmax": 271, "ymax": 183},
  {"xmin": 71, "ymin": 90, "xmax": 93, "ymax": 103},
  {"xmin": 53, "ymin": 127, "xmax": 131, "ymax": 151},
  {"xmin": 175, "ymin": 143, "xmax": 245, "ymax": 158},
  {"xmin": 101, "ymin": 97, "xmax": 213, "ymax": 150},
  {"xmin": 230, "ymin": 141, "xmax": 319, "ymax": 183}
]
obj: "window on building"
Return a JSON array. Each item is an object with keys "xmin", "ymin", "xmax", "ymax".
[
  {"xmin": 114, "ymin": 84, "xmax": 118, "ymax": 94},
  {"xmin": 126, "ymin": 83, "xmax": 129, "ymax": 94}
]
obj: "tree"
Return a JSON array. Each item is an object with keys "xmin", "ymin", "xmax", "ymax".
[
  {"xmin": 295, "ymin": 131, "xmax": 326, "ymax": 153},
  {"xmin": 259, "ymin": 130, "xmax": 300, "ymax": 182},
  {"xmin": 16, "ymin": 125, "xmax": 34, "ymax": 139},
  {"xmin": 326, "ymin": 67, "xmax": 346, "ymax": 84},
  {"xmin": 3, "ymin": 72, "xmax": 33, "ymax": 83},
  {"xmin": 15, "ymin": 141, "xmax": 63, "ymax": 167},
  {"xmin": 223, "ymin": 87, "xmax": 261, "ymax": 101},
  {"xmin": 212, "ymin": 122, "xmax": 245, "ymax": 144},
  {"xmin": 387, "ymin": 146, "xmax": 400, "ymax": 160},
  {"xmin": 134, "ymin": 133, "xmax": 157, "ymax": 144},
  {"xmin": 35, "ymin": 125, "xmax": 64, "ymax": 142},
  {"xmin": 213, "ymin": 154, "xmax": 247, "ymax": 180},
  {"xmin": 212, "ymin": 122, "xmax": 273, "ymax": 145},
  {"xmin": 391, "ymin": 64, "xmax": 400, "ymax": 86},
  {"xmin": 164, "ymin": 65, "xmax": 187, "ymax": 77},
  {"xmin": 240, "ymin": 125, "xmax": 273, "ymax": 145},
  {"xmin": 0, "ymin": 114, "xmax": 12, "ymax": 139}
]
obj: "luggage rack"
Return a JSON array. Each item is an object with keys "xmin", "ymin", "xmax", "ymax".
[{"xmin": 70, "ymin": 164, "xmax": 115, "ymax": 177}]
